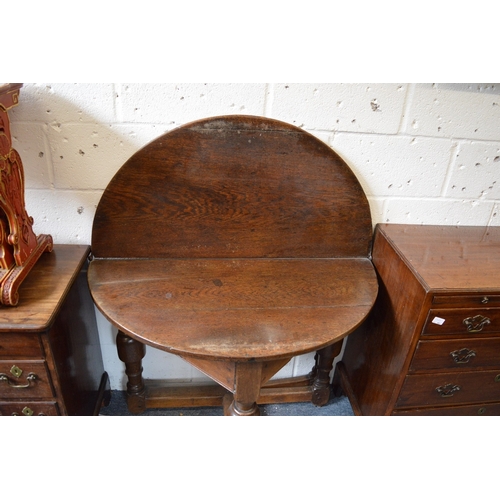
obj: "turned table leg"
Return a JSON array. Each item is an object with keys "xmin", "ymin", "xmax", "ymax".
[
  {"xmin": 311, "ymin": 339, "xmax": 344, "ymax": 407},
  {"xmin": 117, "ymin": 331, "xmax": 146, "ymax": 414},
  {"xmin": 225, "ymin": 362, "xmax": 262, "ymax": 416}
]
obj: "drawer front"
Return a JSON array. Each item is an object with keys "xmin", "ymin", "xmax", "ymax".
[
  {"xmin": 395, "ymin": 370, "xmax": 500, "ymax": 408},
  {"xmin": 423, "ymin": 308, "xmax": 500, "ymax": 336},
  {"xmin": 432, "ymin": 294, "xmax": 500, "ymax": 308},
  {"xmin": 410, "ymin": 338, "xmax": 500, "ymax": 372},
  {"xmin": 0, "ymin": 361, "xmax": 54, "ymax": 398},
  {"xmin": 0, "ymin": 402, "xmax": 60, "ymax": 416},
  {"xmin": 392, "ymin": 402, "xmax": 500, "ymax": 416},
  {"xmin": 0, "ymin": 333, "xmax": 43, "ymax": 359}
]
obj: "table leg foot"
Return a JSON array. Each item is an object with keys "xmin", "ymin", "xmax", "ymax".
[
  {"xmin": 311, "ymin": 340, "xmax": 343, "ymax": 407},
  {"xmin": 117, "ymin": 331, "xmax": 146, "ymax": 414},
  {"xmin": 224, "ymin": 394, "xmax": 261, "ymax": 416}
]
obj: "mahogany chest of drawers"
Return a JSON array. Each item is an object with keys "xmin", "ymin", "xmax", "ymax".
[
  {"xmin": 0, "ymin": 245, "xmax": 109, "ymax": 416},
  {"xmin": 337, "ymin": 223, "xmax": 500, "ymax": 416}
]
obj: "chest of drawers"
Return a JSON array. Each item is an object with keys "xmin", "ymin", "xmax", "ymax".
[
  {"xmin": 337, "ymin": 223, "xmax": 500, "ymax": 416},
  {"xmin": 0, "ymin": 245, "xmax": 109, "ymax": 416}
]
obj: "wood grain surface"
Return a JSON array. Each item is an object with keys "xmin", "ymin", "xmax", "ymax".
[
  {"xmin": 380, "ymin": 224, "xmax": 500, "ymax": 291},
  {"xmin": 89, "ymin": 257, "xmax": 377, "ymax": 361},
  {"xmin": 92, "ymin": 115, "xmax": 372, "ymax": 259},
  {"xmin": 0, "ymin": 245, "xmax": 90, "ymax": 331}
]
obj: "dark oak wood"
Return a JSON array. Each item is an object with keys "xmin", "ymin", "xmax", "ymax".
[
  {"xmin": 90, "ymin": 258, "xmax": 376, "ymax": 361},
  {"xmin": 0, "ymin": 245, "xmax": 109, "ymax": 416},
  {"xmin": 116, "ymin": 330, "xmax": 146, "ymax": 414},
  {"xmin": 89, "ymin": 115, "xmax": 377, "ymax": 415},
  {"xmin": 338, "ymin": 223, "xmax": 500, "ymax": 416},
  {"xmin": 311, "ymin": 341, "xmax": 344, "ymax": 406},
  {"xmin": 92, "ymin": 116, "xmax": 372, "ymax": 260}
]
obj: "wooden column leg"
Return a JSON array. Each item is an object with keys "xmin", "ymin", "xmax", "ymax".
[
  {"xmin": 116, "ymin": 331, "xmax": 146, "ymax": 414},
  {"xmin": 226, "ymin": 362, "xmax": 262, "ymax": 416},
  {"xmin": 308, "ymin": 351, "xmax": 319, "ymax": 380},
  {"xmin": 311, "ymin": 339, "xmax": 344, "ymax": 407}
]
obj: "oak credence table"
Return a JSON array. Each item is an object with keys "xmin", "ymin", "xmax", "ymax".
[{"xmin": 88, "ymin": 115, "xmax": 378, "ymax": 416}]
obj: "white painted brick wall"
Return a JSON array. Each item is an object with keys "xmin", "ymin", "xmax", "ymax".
[
  {"xmin": 8, "ymin": 83, "xmax": 500, "ymax": 389},
  {"xmin": 271, "ymin": 83, "xmax": 407, "ymax": 133}
]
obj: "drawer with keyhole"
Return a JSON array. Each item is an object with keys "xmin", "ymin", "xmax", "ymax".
[
  {"xmin": 0, "ymin": 402, "xmax": 59, "ymax": 416},
  {"xmin": 422, "ymin": 308, "xmax": 500, "ymax": 336},
  {"xmin": 0, "ymin": 333, "xmax": 43, "ymax": 359},
  {"xmin": 0, "ymin": 361, "xmax": 54, "ymax": 399}
]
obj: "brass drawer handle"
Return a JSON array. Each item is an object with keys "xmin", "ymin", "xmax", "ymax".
[
  {"xmin": 0, "ymin": 372, "xmax": 37, "ymax": 389},
  {"xmin": 450, "ymin": 348, "xmax": 476, "ymax": 364},
  {"xmin": 436, "ymin": 383, "xmax": 461, "ymax": 398},
  {"xmin": 463, "ymin": 315, "xmax": 491, "ymax": 333}
]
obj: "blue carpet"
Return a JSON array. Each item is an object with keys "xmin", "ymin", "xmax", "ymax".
[{"xmin": 99, "ymin": 390, "xmax": 354, "ymax": 416}]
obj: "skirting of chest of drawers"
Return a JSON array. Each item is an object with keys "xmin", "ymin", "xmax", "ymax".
[{"xmin": 392, "ymin": 401, "xmax": 500, "ymax": 416}]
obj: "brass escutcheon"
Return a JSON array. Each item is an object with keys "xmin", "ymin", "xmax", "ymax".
[
  {"xmin": 10, "ymin": 365, "xmax": 22, "ymax": 378},
  {"xmin": 22, "ymin": 407, "xmax": 34, "ymax": 416},
  {"xmin": 478, "ymin": 407, "xmax": 486, "ymax": 415},
  {"xmin": 495, "ymin": 374, "xmax": 500, "ymax": 383}
]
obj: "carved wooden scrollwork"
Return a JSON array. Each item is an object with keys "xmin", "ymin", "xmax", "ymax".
[{"xmin": 0, "ymin": 84, "xmax": 52, "ymax": 306}]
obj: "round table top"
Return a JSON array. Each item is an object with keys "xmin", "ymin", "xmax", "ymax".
[
  {"xmin": 89, "ymin": 115, "xmax": 377, "ymax": 364},
  {"xmin": 89, "ymin": 257, "xmax": 378, "ymax": 362}
]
